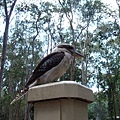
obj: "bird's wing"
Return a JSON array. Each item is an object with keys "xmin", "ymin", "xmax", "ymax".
[{"xmin": 25, "ymin": 52, "xmax": 65, "ymax": 88}]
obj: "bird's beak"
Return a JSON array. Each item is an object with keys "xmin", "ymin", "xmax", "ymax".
[{"xmin": 71, "ymin": 50, "xmax": 84, "ymax": 58}]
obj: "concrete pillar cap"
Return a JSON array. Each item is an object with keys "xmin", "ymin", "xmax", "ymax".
[{"xmin": 28, "ymin": 81, "xmax": 94, "ymax": 103}]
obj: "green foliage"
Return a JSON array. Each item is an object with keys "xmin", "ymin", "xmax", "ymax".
[
  {"xmin": 82, "ymin": 0, "xmax": 102, "ymax": 19},
  {"xmin": 88, "ymin": 20, "xmax": 120, "ymax": 119},
  {"xmin": 88, "ymin": 98, "xmax": 108, "ymax": 120}
]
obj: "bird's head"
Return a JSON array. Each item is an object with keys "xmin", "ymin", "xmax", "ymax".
[{"xmin": 56, "ymin": 44, "xmax": 84, "ymax": 58}]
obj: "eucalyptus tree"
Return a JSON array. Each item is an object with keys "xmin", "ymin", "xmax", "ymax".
[
  {"xmin": 0, "ymin": 1, "xmax": 44, "ymax": 119},
  {"xmin": 0, "ymin": 0, "xmax": 17, "ymax": 97},
  {"xmin": 90, "ymin": 21, "xmax": 120, "ymax": 119},
  {"xmin": 57, "ymin": 0, "xmax": 110, "ymax": 85}
]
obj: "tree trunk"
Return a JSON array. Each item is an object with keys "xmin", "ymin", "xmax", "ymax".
[
  {"xmin": 81, "ymin": 24, "xmax": 89, "ymax": 86},
  {"xmin": 0, "ymin": 0, "xmax": 17, "ymax": 97},
  {"xmin": 0, "ymin": 19, "xmax": 9, "ymax": 97},
  {"xmin": 81, "ymin": 61, "xmax": 86, "ymax": 85}
]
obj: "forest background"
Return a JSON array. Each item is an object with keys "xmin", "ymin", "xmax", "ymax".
[{"xmin": 0, "ymin": 0, "xmax": 120, "ymax": 120}]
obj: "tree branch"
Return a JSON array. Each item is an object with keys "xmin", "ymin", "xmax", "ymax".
[
  {"xmin": 8, "ymin": 0, "xmax": 17, "ymax": 18},
  {"xmin": 4, "ymin": 0, "xmax": 8, "ymax": 18}
]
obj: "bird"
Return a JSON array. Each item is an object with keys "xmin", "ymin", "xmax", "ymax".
[{"xmin": 10, "ymin": 44, "xmax": 83, "ymax": 105}]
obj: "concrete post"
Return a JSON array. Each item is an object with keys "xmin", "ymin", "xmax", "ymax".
[{"xmin": 28, "ymin": 81, "xmax": 94, "ymax": 120}]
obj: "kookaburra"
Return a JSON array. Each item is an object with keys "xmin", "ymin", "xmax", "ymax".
[{"xmin": 10, "ymin": 44, "xmax": 83, "ymax": 104}]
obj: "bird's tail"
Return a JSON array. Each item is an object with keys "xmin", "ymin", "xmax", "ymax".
[{"xmin": 10, "ymin": 88, "xmax": 29, "ymax": 105}]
